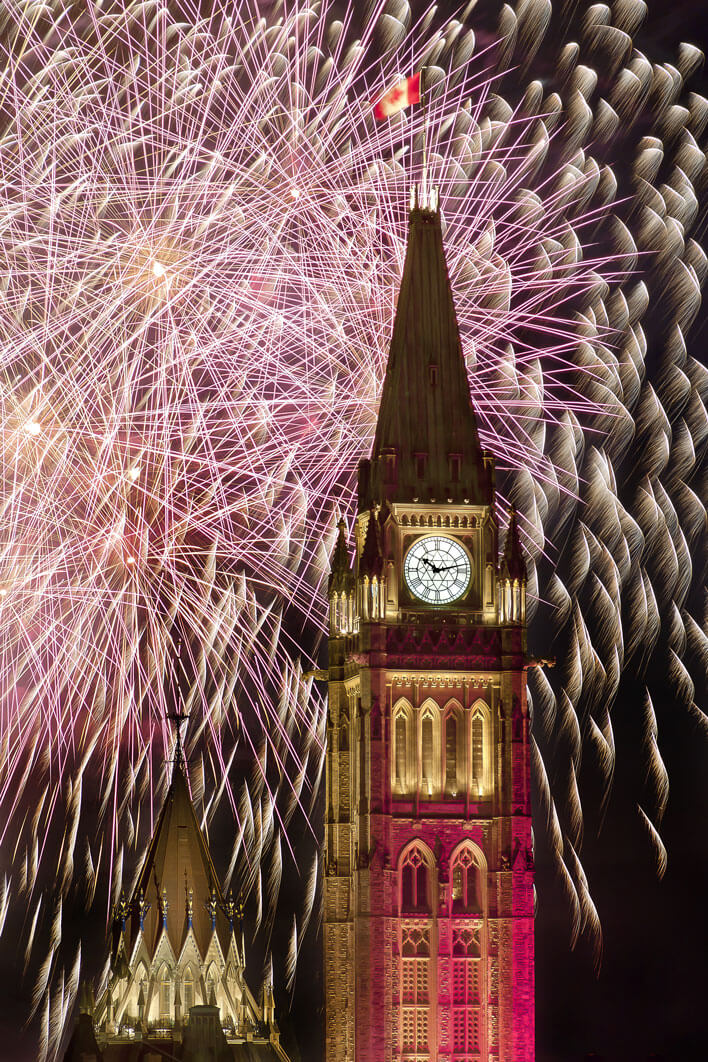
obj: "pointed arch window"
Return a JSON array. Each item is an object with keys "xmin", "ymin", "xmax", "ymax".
[
  {"xmin": 421, "ymin": 715, "xmax": 434, "ymax": 793},
  {"xmin": 471, "ymin": 713, "xmax": 484, "ymax": 793},
  {"xmin": 206, "ymin": 964, "xmax": 219, "ymax": 1007},
  {"xmin": 183, "ymin": 966, "xmax": 194, "ymax": 1012},
  {"xmin": 395, "ymin": 714, "xmax": 407, "ymax": 791},
  {"xmin": 451, "ymin": 847, "xmax": 482, "ymax": 913},
  {"xmin": 400, "ymin": 847, "xmax": 431, "ymax": 913},
  {"xmin": 159, "ymin": 967, "xmax": 171, "ymax": 1019},
  {"xmin": 445, "ymin": 714, "xmax": 458, "ymax": 793}
]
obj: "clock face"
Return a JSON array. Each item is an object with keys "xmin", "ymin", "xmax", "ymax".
[{"xmin": 404, "ymin": 536, "xmax": 471, "ymax": 604}]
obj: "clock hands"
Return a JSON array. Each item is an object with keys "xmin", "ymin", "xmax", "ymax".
[
  {"xmin": 420, "ymin": 557, "xmax": 458, "ymax": 576},
  {"xmin": 405, "ymin": 537, "xmax": 470, "ymax": 603}
]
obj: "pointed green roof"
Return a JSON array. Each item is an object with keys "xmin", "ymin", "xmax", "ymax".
[{"xmin": 361, "ymin": 204, "xmax": 492, "ymax": 508}]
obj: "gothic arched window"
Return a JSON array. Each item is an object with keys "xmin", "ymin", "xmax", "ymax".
[
  {"xmin": 471, "ymin": 713, "xmax": 484, "ymax": 793},
  {"xmin": 159, "ymin": 966, "xmax": 171, "ymax": 1018},
  {"xmin": 183, "ymin": 966, "xmax": 194, "ymax": 1012},
  {"xmin": 395, "ymin": 714, "xmax": 407, "ymax": 791},
  {"xmin": 400, "ymin": 846, "xmax": 431, "ymax": 913},
  {"xmin": 206, "ymin": 963, "xmax": 219, "ymax": 1007},
  {"xmin": 452, "ymin": 925, "xmax": 481, "ymax": 957},
  {"xmin": 421, "ymin": 714, "xmax": 434, "ymax": 793},
  {"xmin": 451, "ymin": 847, "xmax": 482, "ymax": 912},
  {"xmin": 445, "ymin": 713, "xmax": 459, "ymax": 793}
]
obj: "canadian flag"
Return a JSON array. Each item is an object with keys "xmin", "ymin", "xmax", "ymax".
[{"xmin": 373, "ymin": 72, "xmax": 421, "ymax": 120}]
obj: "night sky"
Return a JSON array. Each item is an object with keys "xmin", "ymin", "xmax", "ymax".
[
  {"xmin": 0, "ymin": 2, "xmax": 706, "ymax": 1060},
  {"xmin": 533, "ymin": 5, "xmax": 708, "ymax": 1058}
]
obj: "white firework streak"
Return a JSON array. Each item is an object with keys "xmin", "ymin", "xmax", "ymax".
[{"xmin": 0, "ymin": 0, "xmax": 704, "ymax": 1052}]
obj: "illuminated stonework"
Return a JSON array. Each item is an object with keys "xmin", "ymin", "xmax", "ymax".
[
  {"xmin": 63, "ymin": 754, "xmax": 290, "ymax": 1061},
  {"xmin": 323, "ymin": 197, "xmax": 534, "ymax": 1062}
]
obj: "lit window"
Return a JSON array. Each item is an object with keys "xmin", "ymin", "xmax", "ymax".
[
  {"xmin": 395, "ymin": 715, "xmax": 407, "ymax": 790},
  {"xmin": 183, "ymin": 968, "xmax": 194, "ymax": 1011},
  {"xmin": 445, "ymin": 715, "xmax": 458, "ymax": 791},
  {"xmin": 160, "ymin": 971, "xmax": 170, "ymax": 1018},
  {"xmin": 421, "ymin": 715, "xmax": 434, "ymax": 792},
  {"xmin": 451, "ymin": 849, "xmax": 481, "ymax": 913},
  {"xmin": 400, "ymin": 847, "xmax": 430, "ymax": 912},
  {"xmin": 471, "ymin": 714, "xmax": 484, "ymax": 791},
  {"xmin": 400, "ymin": 927, "xmax": 430, "ymax": 1056},
  {"xmin": 451, "ymin": 927, "xmax": 484, "ymax": 1056}
]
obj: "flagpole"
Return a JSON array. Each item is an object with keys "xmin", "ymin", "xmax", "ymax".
[{"xmin": 421, "ymin": 66, "xmax": 428, "ymax": 208}]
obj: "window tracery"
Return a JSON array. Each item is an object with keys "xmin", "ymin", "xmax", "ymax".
[
  {"xmin": 395, "ymin": 715, "xmax": 407, "ymax": 790},
  {"xmin": 399, "ymin": 924, "xmax": 432, "ymax": 1060},
  {"xmin": 449, "ymin": 846, "xmax": 486, "ymax": 1061},
  {"xmin": 421, "ymin": 714, "xmax": 434, "ymax": 794},
  {"xmin": 470, "ymin": 702, "xmax": 491, "ymax": 797},
  {"xmin": 400, "ymin": 847, "xmax": 430, "ymax": 913},
  {"xmin": 392, "ymin": 700, "xmax": 413, "ymax": 795},
  {"xmin": 445, "ymin": 714, "xmax": 458, "ymax": 791},
  {"xmin": 451, "ymin": 847, "xmax": 481, "ymax": 913}
]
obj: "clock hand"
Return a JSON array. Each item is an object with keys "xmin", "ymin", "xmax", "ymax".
[{"xmin": 420, "ymin": 556, "xmax": 441, "ymax": 574}]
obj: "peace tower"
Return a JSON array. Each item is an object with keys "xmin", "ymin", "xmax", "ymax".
[{"xmin": 323, "ymin": 187, "xmax": 534, "ymax": 1062}]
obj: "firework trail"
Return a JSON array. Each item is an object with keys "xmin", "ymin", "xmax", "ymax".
[{"xmin": 0, "ymin": 0, "xmax": 704, "ymax": 1054}]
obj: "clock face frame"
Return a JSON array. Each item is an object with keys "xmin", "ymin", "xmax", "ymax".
[{"xmin": 403, "ymin": 535, "xmax": 472, "ymax": 605}]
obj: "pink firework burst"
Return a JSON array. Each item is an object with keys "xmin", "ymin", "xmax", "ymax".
[{"xmin": 0, "ymin": 0, "xmax": 704, "ymax": 1056}]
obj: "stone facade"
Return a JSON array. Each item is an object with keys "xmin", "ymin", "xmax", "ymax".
[{"xmin": 323, "ymin": 194, "xmax": 534, "ymax": 1062}]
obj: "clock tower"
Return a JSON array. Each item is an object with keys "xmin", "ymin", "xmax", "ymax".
[{"xmin": 323, "ymin": 188, "xmax": 534, "ymax": 1062}]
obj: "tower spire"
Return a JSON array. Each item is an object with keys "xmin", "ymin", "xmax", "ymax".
[
  {"xmin": 167, "ymin": 634, "xmax": 189, "ymax": 775},
  {"xmin": 359, "ymin": 201, "xmax": 492, "ymax": 510}
]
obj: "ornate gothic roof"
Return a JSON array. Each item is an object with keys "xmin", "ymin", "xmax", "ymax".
[
  {"xmin": 360, "ymin": 201, "xmax": 493, "ymax": 509},
  {"xmin": 63, "ymin": 751, "xmax": 290, "ymax": 1062},
  {"xmin": 121, "ymin": 761, "xmax": 232, "ymax": 962}
]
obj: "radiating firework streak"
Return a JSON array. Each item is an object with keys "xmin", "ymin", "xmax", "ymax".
[{"xmin": 0, "ymin": 0, "xmax": 704, "ymax": 1056}]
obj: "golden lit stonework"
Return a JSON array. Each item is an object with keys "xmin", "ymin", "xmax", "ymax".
[{"xmin": 323, "ymin": 194, "xmax": 533, "ymax": 1062}]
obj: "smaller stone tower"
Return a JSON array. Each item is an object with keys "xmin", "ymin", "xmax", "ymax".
[{"xmin": 63, "ymin": 716, "xmax": 290, "ymax": 1061}]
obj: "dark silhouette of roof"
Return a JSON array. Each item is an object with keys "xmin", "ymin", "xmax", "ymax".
[
  {"xmin": 63, "ymin": 1012, "xmax": 103, "ymax": 1062},
  {"xmin": 501, "ymin": 506, "xmax": 527, "ymax": 581},
  {"xmin": 328, "ymin": 517, "xmax": 352, "ymax": 592},
  {"xmin": 359, "ymin": 508, "xmax": 383, "ymax": 576}
]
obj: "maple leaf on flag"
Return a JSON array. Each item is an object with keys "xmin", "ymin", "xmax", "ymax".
[{"xmin": 373, "ymin": 73, "xmax": 421, "ymax": 120}]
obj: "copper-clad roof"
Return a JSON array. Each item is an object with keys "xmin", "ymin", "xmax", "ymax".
[
  {"xmin": 361, "ymin": 204, "xmax": 492, "ymax": 509},
  {"xmin": 127, "ymin": 765, "xmax": 231, "ymax": 959}
]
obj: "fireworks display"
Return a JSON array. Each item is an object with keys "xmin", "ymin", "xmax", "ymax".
[{"xmin": 0, "ymin": 0, "xmax": 704, "ymax": 1056}]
